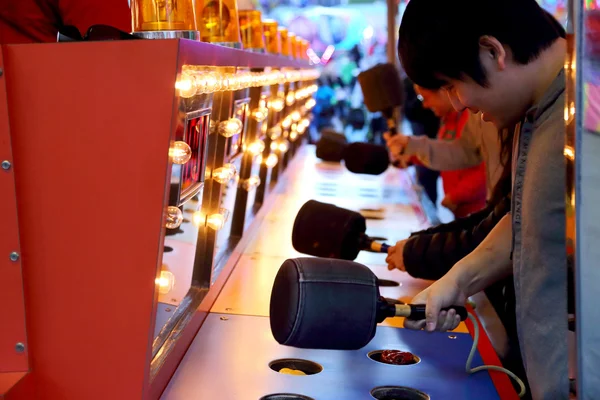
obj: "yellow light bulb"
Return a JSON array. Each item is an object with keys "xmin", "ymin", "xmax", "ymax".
[
  {"xmin": 252, "ymin": 107, "xmax": 268, "ymax": 122},
  {"xmin": 297, "ymin": 124, "xmax": 306, "ymax": 134},
  {"xmin": 269, "ymin": 98, "xmax": 285, "ymax": 112},
  {"xmin": 176, "ymin": 73, "xmax": 197, "ymax": 98},
  {"xmin": 286, "ymin": 92, "xmax": 295, "ymax": 106},
  {"xmin": 289, "ymin": 131, "xmax": 298, "ymax": 141},
  {"xmin": 165, "ymin": 206, "xmax": 184, "ymax": 229},
  {"xmin": 291, "ymin": 111, "xmax": 301, "ymax": 122},
  {"xmin": 218, "ymin": 118, "xmax": 243, "ymax": 138},
  {"xmin": 206, "ymin": 213, "xmax": 225, "ymax": 230},
  {"xmin": 270, "ymin": 141, "xmax": 278, "ymax": 151},
  {"xmin": 282, "ymin": 117, "xmax": 292, "ymax": 129},
  {"xmin": 192, "ymin": 211, "xmax": 205, "ymax": 227},
  {"xmin": 242, "ymin": 175, "xmax": 261, "ymax": 191},
  {"xmin": 247, "ymin": 139, "xmax": 265, "ymax": 156},
  {"xmin": 156, "ymin": 270, "xmax": 175, "ymax": 295},
  {"xmin": 301, "ymin": 118, "xmax": 310, "ymax": 128},
  {"xmin": 305, "ymin": 98, "xmax": 316, "ymax": 110},
  {"xmin": 265, "ymin": 153, "xmax": 278, "ymax": 168},
  {"xmin": 212, "ymin": 163, "xmax": 237, "ymax": 184},
  {"xmin": 269, "ymin": 126, "xmax": 282, "ymax": 140},
  {"xmin": 169, "ymin": 141, "xmax": 192, "ymax": 164},
  {"xmin": 277, "ymin": 139, "xmax": 289, "ymax": 153}
]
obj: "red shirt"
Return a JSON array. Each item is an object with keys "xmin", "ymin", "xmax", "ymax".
[
  {"xmin": 437, "ymin": 110, "xmax": 487, "ymax": 217},
  {"xmin": 0, "ymin": 0, "xmax": 131, "ymax": 44}
]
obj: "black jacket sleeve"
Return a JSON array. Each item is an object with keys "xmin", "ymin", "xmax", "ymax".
[{"xmin": 402, "ymin": 194, "xmax": 511, "ymax": 281}]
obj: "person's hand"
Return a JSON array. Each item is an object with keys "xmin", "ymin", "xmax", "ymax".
[
  {"xmin": 403, "ymin": 274, "xmax": 468, "ymax": 332},
  {"xmin": 383, "ymin": 131, "xmax": 409, "ymax": 158},
  {"xmin": 441, "ymin": 195, "xmax": 458, "ymax": 212},
  {"xmin": 386, "ymin": 239, "xmax": 408, "ymax": 271}
]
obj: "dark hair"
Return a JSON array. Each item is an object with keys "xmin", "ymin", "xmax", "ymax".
[{"xmin": 398, "ymin": 0, "xmax": 565, "ymax": 89}]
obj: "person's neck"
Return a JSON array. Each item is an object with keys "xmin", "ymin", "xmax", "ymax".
[{"xmin": 524, "ymin": 38, "xmax": 567, "ymax": 107}]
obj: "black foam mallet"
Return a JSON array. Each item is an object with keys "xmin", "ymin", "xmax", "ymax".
[
  {"xmin": 269, "ymin": 257, "xmax": 468, "ymax": 350},
  {"xmin": 291, "ymin": 200, "xmax": 390, "ymax": 260},
  {"xmin": 357, "ymin": 63, "xmax": 404, "ymax": 135},
  {"xmin": 343, "ymin": 142, "xmax": 391, "ymax": 175},
  {"xmin": 315, "ymin": 129, "xmax": 348, "ymax": 162}
]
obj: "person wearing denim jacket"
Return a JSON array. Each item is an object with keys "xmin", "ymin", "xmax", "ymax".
[{"xmin": 396, "ymin": 1, "xmax": 572, "ymax": 398}]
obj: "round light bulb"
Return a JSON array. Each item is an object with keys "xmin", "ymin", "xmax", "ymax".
[
  {"xmin": 305, "ymin": 98, "xmax": 316, "ymax": 109},
  {"xmin": 270, "ymin": 141, "xmax": 278, "ymax": 151},
  {"xmin": 297, "ymin": 124, "xmax": 306, "ymax": 134},
  {"xmin": 282, "ymin": 117, "xmax": 292, "ymax": 129},
  {"xmin": 291, "ymin": 111, "xmax": 301, "ymax": 122},
  {"xmin": 192, "ymin": 211, "xmax": 205, "ymax": 227},
  {"xmin": 252, "ymin": 107, "xmax": 268, "ymax": 122},
  {"xmin": 265, "ymin": 153, "xmax": 278, "ymax": 168},
  {"xmin": 170, "ymin": 141, "xmax": 192, "ymax": 165},
  {"xmin": 156, "ymin": 270, "xmax": 175, "ymax": 295},
  {"xmin": 242, "ymin": 175, "xmax": 261, "ymax": 191},
  {"xmin": 247, "ymin": 139, "xmax": 265, "ymax": 156},
  {"xmin": 286, "ymin": 92, "xmax": 295, "ymax": 106},
  {"xmin": 165, "ymin": 206, "xmax": 184, "ymax": 229},
  {"xmin": 212, "ymin": 163, "xmax": 236, "ymax": 184},
  {"xmin": 176, "ymin": 73, "xmax": 197, "ymax": 98},
  {"xmin": 218, "ymin": 118, "xmax": 243, "ymax": 138},
  {"xmin": 277, "ymin": 139, "xmax": 289, "ymax": 153},
  {"xmin": 269, "ymin": 126, "xmax": 282, "ymax": 140},
  {"xmin": 289, "ymin": 131, "xmax": 298, "ymax": 141},
  {"xmin": 269, "ymin": 98, "xmax": 285, "ymax": 112},
  {"xmin": 206, "ymin": 213, "xmax": 225, "ymax": 230}
]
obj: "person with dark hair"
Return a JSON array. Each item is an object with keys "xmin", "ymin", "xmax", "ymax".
[{"xmin": 395, "ymin": 1, "xmax": 571, "ymax": 398}]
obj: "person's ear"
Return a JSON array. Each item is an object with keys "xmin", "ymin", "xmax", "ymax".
[{"xmin": 479, "ymin": 36, "xmax": 506, "ymax": 71}]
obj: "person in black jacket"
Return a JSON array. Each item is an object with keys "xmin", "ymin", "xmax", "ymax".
[{"xmin": 386, "ymin": 157, "xmax": 531, "ymax": 398}]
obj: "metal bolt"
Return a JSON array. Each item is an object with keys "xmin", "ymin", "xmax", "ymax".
[
  {"xmin": 1, "ymin": 160, "xmax": 10, "ymax": 170},
  {"xmin": 9, "ymin": 252, "xmax": 19, "ymax": 262},
  {"xmin": 220, "ymin": 316, "xmax": 229, "ymax": 321},
  {"xmin": 15, "ymin": 343, "xmax": 25, "ymax": 353},
  {"xmin": 448, "ymin": 335, "xmax": 457, "ymax": 340}
]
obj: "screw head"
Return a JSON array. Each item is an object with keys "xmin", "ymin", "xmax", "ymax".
[
  {"xmin": 448, "ymin": 335, "xmax": 457, "ymax": 340},
  {"xmin": 9, "ymin": 252, "xmax": 19, "ymax": 262},
  {"xmin": 225, "ymin": 308, "xmax": 233, "ymax": 311},
  {"xmin": 15, "ymin": 342, "xmax": 25, "ymax": 353},
  {"xmin": 1, "ymin": 160, "xmax": 10, "ymax": 170},
  {"xmin": 220, "ymin": 316, "xmax": 229, "ymax": 321}
]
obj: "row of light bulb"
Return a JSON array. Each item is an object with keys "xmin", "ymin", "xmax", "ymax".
[{"xmin": 177, "ymin": 68, "xmax": 320, "ymax": 98}]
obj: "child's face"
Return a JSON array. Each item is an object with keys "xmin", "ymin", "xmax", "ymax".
[{"xmin": 414, "ymin": 85, "xmax": 454, "ymax": 118}]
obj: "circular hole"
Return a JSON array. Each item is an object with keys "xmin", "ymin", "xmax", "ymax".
[
  {"xmin": 370, "ymin": 386, "xmax": 430, "ymax": 400},
  {"xmin": 260, "ymin": 395, "xmax": 314, "ymax": 400},
  {"xmin": 378, "ymin": 279, "xmax": 400, "ymax": 287},
  {"xmin": 269, "ymin": 358, "xmax": 323, "ymax": 376},
  {"xmin": 367, "ymin": 350, "xmax": 420, "ymax": 366},
  {"xmin": 164, "ymin": 246, "xmax": 174, "ymax": 253}
]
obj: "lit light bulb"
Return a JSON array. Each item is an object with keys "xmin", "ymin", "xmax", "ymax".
[
  {"xmin": 301, "ymin": 118, "xmax": 310, "ymax": 128},
  {"xmin": 277, "ymin": 139, "xmax": 289, "ymax": 153},
  {"xmin": 305, "ymin": 98, "xmax": 316, "ymax": 109},
  {"xmin": 252, "ymin": 107, "xmax": 268, "ymax": 122},
  {"xmin": 241, "ymin": 175, "xmax": 261, "ymax": 191},
  {"xmin": 165, "ymin": 206, "xmax": 184, "ymax": 229},
  {"xmin": 286, "ymin": 92, "xmax": 296, "ymax": 106},
  {"xmin": 246, "ymin": 139, "xmax": 265, "ymax": 156},
  {"xmin": 212, "ymin": 163, "xmax": 237, "ymax": 184},
  {"xmin": 270, "ymin": 141, "xmax": 278, "ymax": 151},
  {"xmin": 156, "ymin": 270, "xmax": 175, "ymax": 295},
  {"xmin": 192, "ymin": 211, "xmax": 205, "ymax": 227},
  {"xmin": 176, "ymin": 73, "xmax": 197, "ymax": 98},
  {"xmin": 297, "ymin": 123, "xmax": 306, "ymax": 134},
  {"xmin": 218, "ymin": 118, "xmax": 243, "ymax": 138},
  {"xmin": 289, "ymin": 131, "xmax": 298, "ymax": 141},
  {"xmin": 269, "ymin": 98, "xmax": 285, "ymax": 112},
  {"xmin": 206, "ymin": 208, "xmax": 230, "ymax": 230},
  {"xmin": 169, "ymin": 141, "xmax": 192, "ymax": 164},
  {"xmin": 265, "ymin": 153, "xmax": 278, "ymax": 168},
  {"xmin": 291, "ymin": 111, "xmax": 301, "ymax": 122},
  {"xmin": 282, "ymin": 117, "xmax": 292, "ymax": 129},
  {"xmin": 269, "ymin": 126, "xmax": 282, "ymax": 140}
]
